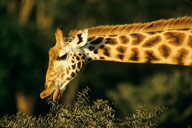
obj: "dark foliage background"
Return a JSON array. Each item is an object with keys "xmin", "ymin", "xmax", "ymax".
[
  {"xmin": 0, "ymin": 88, "xmax": 166, "ymax": 128},
  {"xmin": 0, "ymin": 0, "xmax": 192, "ymax": 127}
]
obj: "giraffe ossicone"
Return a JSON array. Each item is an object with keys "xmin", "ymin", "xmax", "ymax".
[{"xmin": 40, "ymin": 17, "xmax": 192, "ymax": 101}]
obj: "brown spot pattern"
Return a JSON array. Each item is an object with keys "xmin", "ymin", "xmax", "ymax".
[
  {"xmin": 90, "ymin": 37, "xmax": 104, "ymax": 45},
  {"xmin": 88, "ymin": 58, "xmax": 92, "ymax": 61},
  {"xmin": 176, "ymin": 28, "xmax": 190, "ymax": 31},
  {"xmin": 71, "ymin": 72, "xmax": 75, "ymax": 77},
  {"xmin": 116, "ymin": 46, "xmax": 127, "ymax": 53},
  {"xmin": 130, "ymin": 33, "xmax": 145, "ymax": 45},
  {"xmin": 88, "ymin": 36, "xmax": 95, "ymax": 41},
  {"xmin": 164, "ymin": 32, "xmax": 186, "ymax": 46},
  {"xmin": 105, "ymin": 38, "xmax": 118, "ymax": 45},
  {"xmin": 158, "ymin": 44, "xmax": 171, "ymax": 58},
  {"xmin": 116, "ymin": 54, "xmax": 124, "ymax": 60},
  {"xmin": 103, "ymin": 47, "xmax": 111, "ymax": 57},
  {"xmin": 88, "ymin": 46, "xmax": 95, "ymax": 51},
  {"xmin": 82, "ymin": 55, "xmax": 85, "ymax": 60},
  {"xmin": 188, "ymin": 35, "xmax": 192, "ymax": 48},
  {"xmin": 175, "ymin": 48, "xmax": 189, "ymax": 65},
  {"xmin": 146, "ymin": 32, "xmax": 155, "ymax": 35},
  {"xmin": 72, "ymin": 64, "xmax": 76, "ymax": 70},
  {"xmin": 66, "ymin": 68, "xmax": 69, "ymax": 74},
  {"xmin": 109, "ymin": 35, "xmax": 117, "ymax": 37},
  {"xmin": 77, "ymin": 62, "xmax": 81, "ymax": 69},
  {"xmin": 129, "ymin": 48, "xmax": 139, "ymax": 61},
  {"xmin": 76, "ymin": 56, "xmax": 80, "ymax": 60},
  {"xmin": 145, "ymin": 51, "xmax": 159, "ymax": 63},
  {"xmin": 119, "ymin": 36, "xmax": 129, "ymax": 44},
  {"xmin": 146, "ymin": 31, "xmax": 162, "ymax": 35},
  {"xmin": 99, "ymin": 45, "xmax": 104, "ymax": 49},
  {"xmin": 94, "ymin": 50, "xmax": 98, "ymax": 54},
  {"xmin": 142, "ymin": 36, "xmax": 161, "ymax": 47}
]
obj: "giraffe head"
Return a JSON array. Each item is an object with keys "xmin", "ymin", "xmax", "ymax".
[{"xmin": 40, "ymin": 28, "xmax": 88, "ymax": 102}]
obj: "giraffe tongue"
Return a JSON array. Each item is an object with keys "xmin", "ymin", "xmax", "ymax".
[{"xmin": 40, "ymin": 88, "xmax": 55, "ymax": 99}]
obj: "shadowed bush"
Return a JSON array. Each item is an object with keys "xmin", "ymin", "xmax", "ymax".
[
  {"xmin": 0, "ymin": 87, "xmax": 165, "ymax": 128},
  {"xmin": 107, "ymin": 71, "xmax": 192, "ymax": 127}
]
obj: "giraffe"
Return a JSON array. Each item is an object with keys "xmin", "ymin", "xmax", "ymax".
[{"xmin": 40, "ymin": 17, "xmax": 192, "ymax": 102}]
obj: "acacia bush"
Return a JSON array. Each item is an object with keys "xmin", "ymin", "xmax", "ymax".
[
  {"xmin": 107, "ymin": 71, "xmax": 192, "ymax": 127},
  {"xmin": 0, "ymin": 87, "xmax": 165, "ymax": 128}
]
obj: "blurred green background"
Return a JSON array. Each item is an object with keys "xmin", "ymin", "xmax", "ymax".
[{"xmin": 0, "ymin": 0, "xmax": 192, "ymax": 127}]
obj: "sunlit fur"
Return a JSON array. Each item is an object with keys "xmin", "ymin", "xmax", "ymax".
[
  {"xmin": 87, "ymin": 17, "xmax": 192, "ymax": 36},
  {"xmin": 81, "ymin": 17, "xmax": 192, "ymax": 66},
  {"xmin": 40, "ymin": 29, "xmax": 87, "ymax": 102},
  {"xmin": 41, "ymin": 17, "xmax": 192, "ymax": 101}
]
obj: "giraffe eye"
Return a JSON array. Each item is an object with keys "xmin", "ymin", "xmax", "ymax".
[{"xmin": 57, "ymin": 53, "xmax": 68, "ymax": 61}]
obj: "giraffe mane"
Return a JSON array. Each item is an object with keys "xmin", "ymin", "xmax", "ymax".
[{"xmin": 86, "ymin": 17, "xmax": 192, "ymax": 37}]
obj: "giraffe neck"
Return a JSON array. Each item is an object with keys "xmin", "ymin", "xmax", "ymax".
[{"xmin": 81, "ymin": 17, "xmax": 192, "ymax": 66}]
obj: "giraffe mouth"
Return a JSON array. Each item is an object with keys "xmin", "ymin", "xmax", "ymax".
[
  {"xmin": 52, "ymin": 88, "xmax": 63, "ymax": 102},
  {"xmin": 40, "ymin": 73, "xmax": 70, "ymax": 102},
  {"xmin": 40, "ymin": 88, "xmax": 55, "ymax": 99},
  {"xmin": 40, "ymin": 80, "xmax": 64, "ymax": 102},
  {"xmin": 40, "ymin": 88, "xmax": 63, "ymax": 102}
]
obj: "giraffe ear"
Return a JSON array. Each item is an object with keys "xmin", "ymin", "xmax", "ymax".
[
  {"xmin": 75, "ymin": 29, "xmax": 88, "ymax": 48},
  {"xmin": 55, "ymin": 28, "xmax": 63, "ymax": 47}
]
